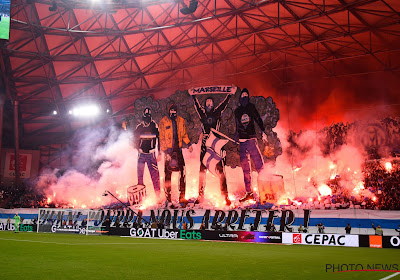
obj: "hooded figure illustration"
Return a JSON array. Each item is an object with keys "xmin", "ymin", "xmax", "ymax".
[
  {"xmin": 133, "ymin": 107, "xmax": 161, "ymax": 201},
  {"xmin": 239, "ymin": 89, "xmax": 250, "ymax": 107},
  {"xmin": 234, "ymin": 88, "xmax": 268, "ymax": 202},
  {"xmin": 142, "ymin": 107, "xmax": 152, "ymax": 124}
]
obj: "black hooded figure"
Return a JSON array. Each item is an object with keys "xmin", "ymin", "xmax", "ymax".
[
  {"xmin": 234, "ymin": 88, "xmax": 268, "ymax": 202},
  {"xmin": 134, "ymin": 107, "xmax": 161, "ymax": 200},
  {"xmin": 192, "ymin": 90, "xmax": 235, "ymax": 206}
]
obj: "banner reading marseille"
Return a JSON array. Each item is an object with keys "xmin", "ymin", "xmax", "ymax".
[{"xmin": 189, "ymin": 85, "xmax": 236, "ymax": 95}]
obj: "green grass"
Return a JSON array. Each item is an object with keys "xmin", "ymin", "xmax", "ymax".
[
  {"xmin": 0, "ymin": 231, "xmax": 399, "ymax": 280},
  {"xmin": 0, "ymin": 16, "xmax": 10, "ymax": 40}
]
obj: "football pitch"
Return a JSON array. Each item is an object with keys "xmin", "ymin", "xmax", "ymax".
[{"xmin": 0, "ymin": 231, "xmax": 399, "ymax": 280}]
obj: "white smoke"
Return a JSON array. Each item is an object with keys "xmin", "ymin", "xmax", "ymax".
[{"xmin": 36, "ymin": 119, "xmax": 375, "ymax": 209}]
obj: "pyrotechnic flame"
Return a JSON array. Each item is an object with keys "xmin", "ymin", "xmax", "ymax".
[
  {"xmin": 278, "ymin": 197, "xmax": 288, "ymax": 205},
  {"xmin": 138, "ymin": 196, "xmax": 158, "ymax": 210},
  {"xmin": 185, "ymin": 187, "xmax": 197, "ymax": 200},
  {"xmin": 385, "ymin": 162, "xmax": 393, "ymax": 172},
  {"xmin": 353, "ymin": 182, "xmax": 365, "ymax": 194},
  {"xmin": 318, "ymin": 184, "xmax": 332, "ymax": 196},
  {"xmin": 292, "ymin": 200, "xmax": 302, "ymax": 206},
  {"xmin": 36, "ymin": 119, "xmax": 386, "ymax": 210}
]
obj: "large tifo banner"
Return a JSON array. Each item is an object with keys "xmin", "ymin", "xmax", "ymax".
[
  {"xmin": 1, "ymin": 208, "xmax": 400, "ymax": 235},
  {"xmin": 0, "ymin": 208, "xmax": 399, "ymax": 248},
  {"xmin": 36, "ymin": 208, "xmax": 102, "ymax": 235}
]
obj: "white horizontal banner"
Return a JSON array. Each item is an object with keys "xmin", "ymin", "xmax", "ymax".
[{"xmin": 282, "ymin": 233, "xmax": 359, "ymax": 247}]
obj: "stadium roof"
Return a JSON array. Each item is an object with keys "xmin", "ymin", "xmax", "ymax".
[{"xmin": 0, "ymin": 0, "xmax": 400, "ymax": 163}]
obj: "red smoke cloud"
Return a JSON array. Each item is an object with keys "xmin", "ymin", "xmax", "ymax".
[
  {"xmin": 232, "ymin": 71, "xmax": 400, "ymax": 131},
  {"xmin": 35, "ymin": 71, "xmax": 399, "ymax": 209}
]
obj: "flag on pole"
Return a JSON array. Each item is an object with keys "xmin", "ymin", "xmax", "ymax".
[{"xmin": 202, "ymin": 132, "xmax": 229, "ymax": 176}]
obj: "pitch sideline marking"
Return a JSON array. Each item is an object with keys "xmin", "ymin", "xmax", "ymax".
[{"xmin": 380, "ymin": 272, "xmax": 400, "ymax": 280}]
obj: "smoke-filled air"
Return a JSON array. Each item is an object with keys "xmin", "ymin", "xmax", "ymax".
[{"xmin": 34, "ymin": 78, "xmax": 400, "ymax": 211}]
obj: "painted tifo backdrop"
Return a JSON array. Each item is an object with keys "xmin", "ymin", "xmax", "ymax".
[
  {"xmin": 123, "ymin": 88, "xmax": 283, "ymax": 166},
  {"xmin": 1, "ymin": 208, "xmax": 399, "ymax": 236}
]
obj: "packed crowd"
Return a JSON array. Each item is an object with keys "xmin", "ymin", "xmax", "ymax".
[
  {"xmin": 288, "ymin": 117, "xmax": 400, "ymax": 159},
  {"xmin": 363, "ymin": 160, "xmax": 400, "ymax": 210},
  {"xmin": 319, "ymin": 121, "xmax": 354, "ymax": 155},
  {"xmin": 280, "ymin": 159, "xmax": 400, "ymax": 211},
  {"xmin": 0, "ymin": 183, "xmax": 47, "ymax": 208}
]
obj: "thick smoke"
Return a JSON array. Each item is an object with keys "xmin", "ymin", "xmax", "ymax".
[
  {"xmin": 36, "ymin": 119, "xmax": 377, "ymax": 209},
  {"xmin": 265, "ymin": 125, "xmax": 368, "ymax": 204},
  {"xmin": 36, "ymin": 126, "xmax": 138, "ymax": 208},
  {"xmin": 35, "ymin": 123, "xmax": 251, "ymax": 208},
  {"xmin": 35, "ymin": 74, "xmax": 400, "ymax": 209}
]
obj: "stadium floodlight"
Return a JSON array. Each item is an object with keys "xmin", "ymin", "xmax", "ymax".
[
  {"xmin": 91, "ymin": 0, "xmax": 101, "ymax": 5},
  {"xmin": 70, "ymin": 104, "xmax": 100, "ymax": 117}
]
